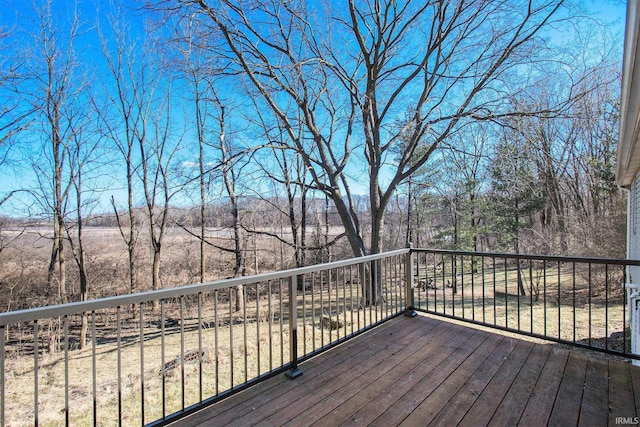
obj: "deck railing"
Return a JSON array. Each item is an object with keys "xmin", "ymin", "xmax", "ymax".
[
  {"xmin": 0, "ymin": 249, "xmax": 408, "ymax": 427},
  {"xmin": 410, "ymin": 248, "xmax": 640, "ymax": 359},
  {"xmin": 1, "ymin": 246, "xmax": 639, "ymax": 426}
]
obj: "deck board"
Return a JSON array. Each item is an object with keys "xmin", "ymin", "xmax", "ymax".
[
  {"xmin": 415, "ymin": 337, "xmax": 517, "ymax": 426},
  {"xmin": 457, "ymin": 339, "xmax": 534, "ymax": 426},
  {"xmin": 608, "ymin": 359, "xmax": 638, "ymax": 424},
  {"xmin": 487, "ymin": 343, "xmax": 551, "ymax": 426},
  {"xmin": 518, "ymin": 347, "xmax": 569, "ymax": 425},
  {"xmin": 171, "ymin": 314, "xmax": 640, "ymax": 427},
  {"xmin": 548, "ymin": 351, "xmax": 588, "ymax": 426},
  {"xmin": 580, "ymin": 357, "xmax": 610, "ymax": 426},
  {"xmin": 300, "ymin": 321, "xmax": 458, "ymax": 426}
]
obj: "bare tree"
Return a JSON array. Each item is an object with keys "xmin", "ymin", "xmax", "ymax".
[
  {"xmin": 170, "ymin": 0, "xmax": 562, "ymax": 262},
  {"xmin": 245, "ymin": 98, "xmax": 316, "ymax": 270},
  {"xmin": 215, "ymin": 99, "xmax": 249, "ymax": 311},
  {"xmin": 98, "ymin": 5, "xmax": 150, "ymax": 298},
  {"xmin": 140, "ymin": 86, "xmax": 184, "ymax": 307},
  {"xmin": 163, "ymin": 0, "xmax": 569, "ymax": 304},
  {"xmin": 64, "ymin": 108, "xmax": 101, "ymax": 348},
  {"xmin": 0, "ymin": 26, "xmax": 31, "ymax": 242},
  {"xmin": 171, "ymin": 17, "xmax": 224, "ymax": 284},
  {"xmin": 22, "ymin": 0, "xmax": 88, "ymax": 304},
  {"xmin": 0, "ymin": 26, "xmax": 30, "ymax": 172}
]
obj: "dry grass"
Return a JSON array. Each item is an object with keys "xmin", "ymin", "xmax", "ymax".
[
  {"xmin": 0, "ymin": 226, "xmax": 350, "ymax": 312},
  {"xmin": 413, "ymin": 263, "xmax": 628, "ymax": 353}
]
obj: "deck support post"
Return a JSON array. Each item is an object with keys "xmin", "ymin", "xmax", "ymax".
[
  {"xmin": 286, "ymin": 275, "xmax": 303, "ymax": 379},
  {"xmin": 404, "ymin": 243, "xmax": 417, "ymax": 317}
]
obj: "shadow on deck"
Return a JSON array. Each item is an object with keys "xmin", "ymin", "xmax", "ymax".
[{"xmin": 171, "ymin": 314, "xmax": 640, "ymax": 426}]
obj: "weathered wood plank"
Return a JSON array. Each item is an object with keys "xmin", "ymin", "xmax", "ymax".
[
  {"xmin": 579, "ymin": 357, "xmax": 609, "ymax": 426},
  {"xmin": 229, "ymin": 316, "xmax": 452, "ymax": 426},
  {"xmin": 273, "ymin": 320, "xmax": 469, "ymax": 426},
  {"xmin": 488, "ymin": 344, "xmax": 552, "ymax": 425},
  {"xmin": 547, "ymin": 351, "xmax": 588, "ymax": 426},
  {"xmin": 292, "ymin": 320, "xmax": 463, "ymax": 426},
  {"xmin": 518, "ymin": 347, "xmax": 569, "ymax": 426},
  {"xmin": 608, "ymin": 359, "xmax": 637, "ymax": 425},
  {"xmin": 334, "ymin": 326, "xmax": 484, "ymax": 427},
  {"xmin": 369, "ymin": 332, "xmax": 503, "ymax": 427},
  {"xmin": 454, "ymin": 339, "xmax": 534, "ymax": 426},
  {"xmin": 424, "ymin": 337, "xmax": 519, "ymax": 426}
]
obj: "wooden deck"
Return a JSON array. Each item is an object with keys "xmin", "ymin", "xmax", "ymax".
[{"xmin": 172, "ymin": 314, "xmax": 640, "ymax": 426}]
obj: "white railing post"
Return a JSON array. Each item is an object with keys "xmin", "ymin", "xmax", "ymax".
[
  {"xmin": 286, "ymin": 275, "xmax": 303, "ymax": 379},
  {"xmin": 405, "ymin": 243, "xmax": 417, "ymax": 317}
]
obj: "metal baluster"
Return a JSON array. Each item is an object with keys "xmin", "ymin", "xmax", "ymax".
[
  {"xmin": 34, "ymin": 320, "xmax": 39, "ymax": 427},
  {"xmin": 92, "ymin": 311, "xmax": 97, "ymax": 426},
  {"xmin": 256, "ymin": 284, "xmax": 261, "ymax": 376},
  {"xmin": 279, "ymin": 279, "xmax": 284, "ymax": 367},
  {"xmin": 573, "ymin": 262, "xmax": 577, "ymax": 343},
  {"xmin": 529, "ymin": 259, "xmax": 534, "ymax": 334},
  {"xmin": 214, "ymin": 290, "xmax": 219, "ymax": 395},
  {"xmin": 442, "ymin": 255, "xmax": 446, "ymax": 316},
  {"xmin": 139, "ymin": 304, "xmax": 145, "ymax": 425},
  {"xmin": 492, "ymin": 257, "xmax": 497, "ymax": 326},
  {"xmin": 368, "ymin": 261, "xmax": 373, "ymax": 326},
  {"xmin": 605, "ymin": 264, "xmax": 609, "ymax": 351},
  {"xmin": 64, "ymin": 316, "xmax": 69, "ymax": 426},
  {"xmin": 481, "ymin": 256, "xmax": 486, "ymax": 324},
  {"xmin": 302, "ymin": 275, "xmax": 307, "ymax": 356},
  {"xmin": 285, "ymin": 275, "xmax": 302, "ymax": 379},
  {"xmin": 243, "ymin": 285, "xmax": 248, "ymax": 384},
  {"xmin": 589, "ymin": 263, "xmax": 591, "ymax": 347},
  {"xmin": 229, "ymin": 290, "xmax": 234, "ymax": 388},
  {"xmin": 267, "ymin": 281, "xmax": 272, "ymax": 372},
  {"xmin": 180, "ymin": 296, "xmax": 185, "ymax": 410},
  {"xmin": 471, "ymin": 255, "xmax": 475, "ymax": 322},
  {"xmin": 349, "ymin": 265, "xmax": 354, "ymax": 335},
  {"xmin": 516, "ymin": 257, "xmax": 521, "ymax": 331},
  {"xmin": 461, "ymin": 255, "xmax": 465, "ymax": 319},
  {"xmin": 356, "ymin": 266, "xmax": 361, "ymax": 331},
  {"xmin": 116, "ymin": 307, "xmax": 122, "ymax": 427},
  {"xmin": 160, "ymin": 300, "xmax": 166, "ymax": 418},
  {"xmin": 558, "ymin": 262, "xmax": 561, "ymax": 341},
  {"xmin": 319, "ymin": 272, "xmax": 324, "ymax": 348},
  {"xmin": 504, "ymin": 259, "xmax": 508, "ymax": 329},
  {"xmin": 543, "ymin": 260, "xmax": 547, "ymax": 337},
  {"xmin": 311, "ymin": 274, "xmax": 316, "ymax": 351},
  {"xmin": 336, "ymin": 267, "xmax": 347, "ymax": 338},
  {"xmin": 198, "ymin": 293, "xmax": 203, "ymax": 403}
]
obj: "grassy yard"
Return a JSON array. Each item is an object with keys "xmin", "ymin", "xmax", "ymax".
[{"xmin": 2, "ymin": 278, "xmax": 405, "ymax": 427}]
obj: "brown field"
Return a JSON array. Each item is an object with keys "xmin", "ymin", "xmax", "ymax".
[{"xmin": 0, "ymin": 225, "xmax": 351, "ymax": 312}]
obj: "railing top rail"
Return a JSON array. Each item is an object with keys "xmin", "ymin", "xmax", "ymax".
[
  {"xmin": 0, "ymin": 248, "xmax": 409, "ymax": 326},
  {"xmin": 412, "ymin": 247, "xmax": 640, "ymax": 266}
]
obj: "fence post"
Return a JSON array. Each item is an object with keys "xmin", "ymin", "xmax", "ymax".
[
  {"xmin": 405, "ymin": 243, "xmax": 417, "ymax": 317},
  {"xmin": 286, "ymin": 275, "xmax": 303, "ymax": 379}
]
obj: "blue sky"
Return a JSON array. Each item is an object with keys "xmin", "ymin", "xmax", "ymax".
[{"xmin": 0, "ymin": 0, "xmax": 630, "ymax": 218}]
